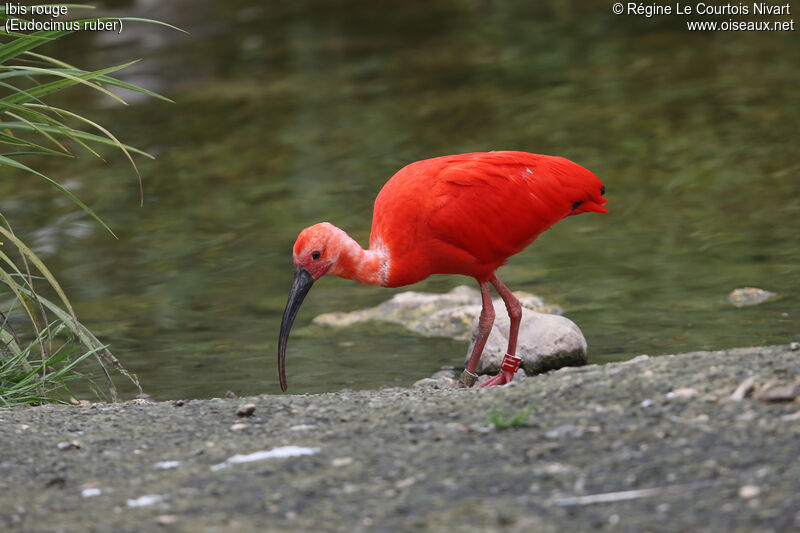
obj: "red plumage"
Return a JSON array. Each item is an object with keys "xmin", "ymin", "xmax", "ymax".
[
  {"xmin": 278, "ymin": 151, "xmax": 607, "ymax": 391},
  {"xmin": 370, "ymin": 151, "xmax": 607, "ymax": 286}
]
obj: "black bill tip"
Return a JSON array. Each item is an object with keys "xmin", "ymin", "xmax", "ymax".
[{"xmin": 278, "ymin": 267, "xmax": 315, "ymax": 392}]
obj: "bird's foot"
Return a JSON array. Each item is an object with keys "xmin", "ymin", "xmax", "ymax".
[
  {"xmin": 480, "ymin": 353, "xmax": 522, "ymax": 387},
  {"xmin": 479, "ymin": 369, "xmax": 515, "ymax": 387}
]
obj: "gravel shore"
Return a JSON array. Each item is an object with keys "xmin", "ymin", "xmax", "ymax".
[{"xmin": 1, "ymin": 344, "xmax": 798, "ymax": 532}]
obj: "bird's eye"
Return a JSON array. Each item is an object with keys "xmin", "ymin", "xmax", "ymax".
[
  {"xmin": 600, "ymin": 185, "xmax": 606, "ymax": 196},
  {"xmin": 311, "ymin": 251, "xmax": 321, "ymax": 260}
]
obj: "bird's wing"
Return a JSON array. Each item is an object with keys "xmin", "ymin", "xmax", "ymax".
[
  {"xmin": 424, "ymin": 152, "xmax": 603, "ymax": 266},
  {"xmin": 369, "ymin": 151, "xmax": 606, "ymax": 284}
]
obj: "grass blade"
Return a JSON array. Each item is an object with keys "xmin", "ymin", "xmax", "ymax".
[{"xmin": 0, "ymin": 155, "xmax": 116, "ymax": 236}]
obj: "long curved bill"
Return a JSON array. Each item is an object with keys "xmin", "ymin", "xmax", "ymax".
[{"xmin": 278, "ymin": 267, "xmax": 315, "ymax": 392}]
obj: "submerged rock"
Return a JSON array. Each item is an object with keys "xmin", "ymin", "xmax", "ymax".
[
  {"xmin": 465, "ymin": 307, "xmax": 588, "ymax": 375},
  {"xmin": 412, "ymin": 368, "xmax": 457, "ymax": 389},
  {"xmin": 314, "ymin": 285, "xmax": 563, "ymax": 340},
  {"xmin": 726, "ymin": 287, "xmax": 777, "ymax": 307},
  {"xmin": 315, "ymin": 285, "xmax": 583, "ymax": 377}
]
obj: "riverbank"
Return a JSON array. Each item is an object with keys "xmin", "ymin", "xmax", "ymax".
[{"xmin": 1, "ymin": 344, "xmax": 798, "ymax": 532}]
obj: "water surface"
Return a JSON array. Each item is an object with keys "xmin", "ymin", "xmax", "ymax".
[{"xmin": 3, "ymin": 0, "xmax": 798, "ymax": 398}]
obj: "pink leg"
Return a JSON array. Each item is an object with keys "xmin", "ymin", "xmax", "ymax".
[
  {"xmin": 457, "ymin": 281, "xmax": 494, "ymax": 387},
  {"xmin": 480, "ymin": 275, "xmax": 522, "ymax": 387}
]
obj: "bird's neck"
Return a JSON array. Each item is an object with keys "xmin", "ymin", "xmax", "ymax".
[{"xmin": 329, "ymin": 229, "xmax": 389, "ymax": 287}]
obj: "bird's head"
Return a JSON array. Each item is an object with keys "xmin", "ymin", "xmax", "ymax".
[
  {"xmin": 293, "ymin": 222, "xmax": 346, "ymax": 280},
  {"xmin": 568, "ymin": 183, "xmax": 608, "ymax": 216},
  {"xmin": 278, "ymin": 222, "xmax": 342, "ymax": 392}
]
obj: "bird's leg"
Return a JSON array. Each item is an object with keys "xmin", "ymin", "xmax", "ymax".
[
  {"xmin": 480, "ymin": 275, "xmax": 522, "ymax": 387},
  {"xmin": 457, "ymin": 281, "xmax": 494, "ymax": 387}
]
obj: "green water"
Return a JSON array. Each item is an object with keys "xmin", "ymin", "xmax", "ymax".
[{"xmin": 2, "ymin": 0, "xmax": 798, "ymax": 399}]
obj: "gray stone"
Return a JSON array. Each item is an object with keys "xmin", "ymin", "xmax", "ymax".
[
  {"xmin": 236, "ymin": 403, "xmax": 256, "ymax": 417},
  {"xmin": 430, "ymin": 368, "xmax": 457, "ymax": 380},
  {"xmin": 314, "ymin": 285, "xmax": 480, "ymax": 331},
  {"xmin": 314, "ymin": 285, "xmax": 562, "ymax": 340},
  {"xmin": 411, "ymin": 376, "xmax": 455, "ymax": 389},
  {"xmin": 754, "ymin": 381, "xmax": 799, "ymax": 402},
  {"xmin": 729, "ymin": 376, "xmax": 756, "ymax": 402},
  {"xmin": 313, "ymin": 285, "xmax": 583, "ymax": 377},
  {"xmin": 465, "ymin": 305, "xmax": 587, "ymax": 375},
  {"xmin": 726, "ymin": 287, "xmax": 777, "ymax": 307}
]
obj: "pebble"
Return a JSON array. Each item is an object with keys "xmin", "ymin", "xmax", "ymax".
[
  {"xmin": 738, "ymin": 485, "xmax": 760, "ymax": 499},
  {"xmin": 667, "ymin": 388, "xmax": 698, "ymax": 399},
  {"xmin": 395, "ymin": 476, "xmax": 418, "ymax": 489},
  {"xmin": 545, "ymin": 424, "xmax": 583, "ymax": 439},
  {"xmin": 154, "ymin": 461, "xmax": 181, "ymax": 470},
  {"xmin": 127, "ymin": 494, "xmax": 166, "ymax": 508},
  {"xmin": 790, "ymin": 342, "xmax": 799, "ymax": 351},
  {"xmin": 729, "ymin": 376, "xmax": 756, "ymax": 402},
  {"xmin": 128, "ymin": 398, "xmax": 153, "ymax": 406},
  {"xmin": 754, "ymin": 382, "xmax": 799, "ymax": 402},
  {"xmin": 540, "ymin": 462, "xmax": 574, "ymax": 475},
  {"xmin": 57, "ymin": 440, "xmax": 81, "ymax": 451},
  {"xmin": 230, "ymin": 423, "xmax": 249, "ymax": 431},
  {"xmin": 431, "ymin": 369, "xmax": 456, "ymax": 380},
  {"xmin": 780, "ymin": 410, "xmax": 800, "ymax": 421},
  {"xmin": 412, "ymin": 376, "xmax": 455, "ymax": 389},
  {"xmin": 332, "ymin": 457, "xmax": 354, "ymax": 467},
  {"xmin": 236, "ymin": 403, "xmax": 256, "ymax": 417},
  {"xmin": 156, "ymin": 515, "xmax": 178, "ymax": 525}
]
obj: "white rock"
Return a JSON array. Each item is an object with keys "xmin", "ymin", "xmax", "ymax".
[
  {"xmin": 154, "ymin": 461, "xmax": 181, "ymax": 470},
  {"xmin": 667, "ymin": 388, "xmax": 698, "ymax": 399},
  {"xmin": 210, "ymin": 446, "xmax": 320, "ymax": 471},
  {"xmin": 126, "ymin": 494, "xmax": 166, "ymax": 508},
  {"xmin": 738, "ymin": 485, "xmax": 760, "ymax": 499},
  {"xmin": 332, "ymin": 457, "xmax": 354, "ymax": 467}
]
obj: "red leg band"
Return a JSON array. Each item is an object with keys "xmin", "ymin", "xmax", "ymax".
[{"xmin": 500, "ymin": 353, "xmax": 522, "ymax": 373}]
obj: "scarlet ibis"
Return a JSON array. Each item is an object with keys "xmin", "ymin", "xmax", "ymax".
[{"xmin": 278, "ymin": 151, "xmax": 607, "ymax": 391}]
